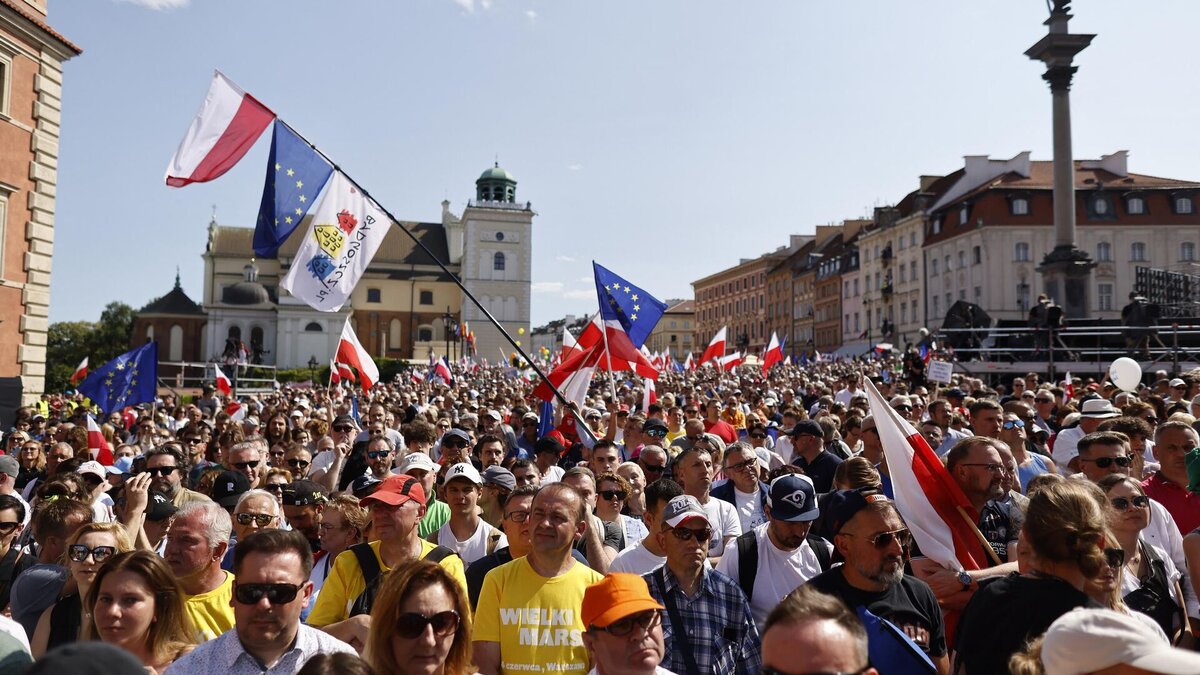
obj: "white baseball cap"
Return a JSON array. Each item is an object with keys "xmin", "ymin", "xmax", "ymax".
[
  {"xmin": 398, "ymin": 452, "xmax": 438, "ymax": 474},
  {"xmin": 444, "ymin": 462, "xmax": 483, "ymax": 486},
  {"xmin": 1043, "ymin": 607, "xmax": 1200, "ymax": 675}
]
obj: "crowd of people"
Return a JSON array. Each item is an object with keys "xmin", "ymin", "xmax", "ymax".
[{"xmin": 4, "ymin": 355, "xmax": 1200, "ymax": 674}]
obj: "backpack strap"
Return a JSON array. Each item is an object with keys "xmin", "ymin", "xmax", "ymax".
[
  {"xmin": 735, "ymin": 530, "xmax": 758, "ymax": 602},
  {"xmin": 807, "ymin": 536, "xmax": 831, "ymax": 572},
  {"xmin": 423, "ymin": 545, "xmax": 458, "ymax": 564},
  {"xmin": 349, "ymin": 542, "xmax": 382, "ymax": 587}
]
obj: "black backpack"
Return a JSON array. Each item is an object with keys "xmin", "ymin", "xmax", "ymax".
[
  {"xmin": 735, "ymin": 530, "xmax": 830, "ymax": 602},
  {"xmin": 347, "ymin": 543, "xmax": 458, "ymax": 617}
]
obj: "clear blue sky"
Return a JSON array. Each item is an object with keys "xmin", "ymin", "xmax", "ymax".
[{"xmin": 47, "ymin": 0, "xmax": 1200, "ymax": 327}]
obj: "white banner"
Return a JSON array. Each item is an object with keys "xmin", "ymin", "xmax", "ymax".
[{"xmin": 927, "ymin": 360, "xmax": 953, "ymax": 384}]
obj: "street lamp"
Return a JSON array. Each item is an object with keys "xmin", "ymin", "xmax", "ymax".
[
  {"xmin": 307, "ymin": 355, "xmax": 318, "ymax": 385},
  {"xmin": 442, "ymin": 307, "xmax": 454, "ymax": 360}
]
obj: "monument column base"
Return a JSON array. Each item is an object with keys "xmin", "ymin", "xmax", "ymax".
[{"xmin": 1039, "ymin": 245, "xmax": 1097, "ymax": 320}]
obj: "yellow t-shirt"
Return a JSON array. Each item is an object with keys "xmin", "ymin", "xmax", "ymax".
[
  {"xmin": 474, "ymin": 557, "xmax": 603, "ymax": 674},
  {"xmin": 306, "ymin": 539, "xmax": 467, "ymax": 627},
  {"xmin": 184, "ymin": 571, "xmax": 235, "ymax": 642}
]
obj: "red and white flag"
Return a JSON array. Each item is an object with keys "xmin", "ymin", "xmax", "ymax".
[
  {"xmin": 70, "ymin": 357, "xmax": 89, "ymax": 385},
  {"xmin": 336, "ymin": 362, "xmax": 357, "ymax": 383},
  {"xmin": 225, "ymin": 401, "xmax": 246, "ymax": 423},
  {"xmin": 411, "ymin": 370, "xmax": 426, "ymax": 384},
  {"xmin": 762, "ymin": 332, "xmax": 783, "ymax": 375},
  {"xmin": 683, "ymin": 351, "xmax": 695, "ymax": 372},
  {"xmin": 1062, "ymin": 371, "xmax": 1075, "ymax": 400},
  {"xmin": 865, "ymin": 379, "xmax": 987, "ymax": 574},
  {"xmin": 719, "ymin": 352, "xmax": 742, "ymax": 371},
  {"xmin": 337, "ymin": 320, "xmax": 379, "ymax": 390},
  {"xmin": 165, "ymin": 71, "xmax": 274, "ymax": 187},
  {"xmin": 86, "ymin": 414, "xmax": 114, "ymax": 466},
  {"xmin": 213, "ymin": 364, "xmax": 232, "ymax": 396},
  {"xmin": 700, "ymin": 326, "xmax": 726, "ymax": 366},
  {"xmin": 576, "ymin": 315, "xmax": 657, "ymax": 379},
  {"xmin": 641, "ymin": 377, "xmax": 657, "ymax": 414},
  {"xmin": 561, "ymin": 325, "xmax": 580, "ymax": 359},
  {"xmin": 328, "ymin": 359, "xmax": 341, "ymax": 386}
]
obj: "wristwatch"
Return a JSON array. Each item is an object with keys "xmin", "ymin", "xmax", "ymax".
[{"xmin": 957, "ymin": 570, "xmax": 973, "ymax": 591}]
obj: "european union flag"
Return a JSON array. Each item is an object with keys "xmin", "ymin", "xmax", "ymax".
[
  {"xmin": 253, "ymin": 120, "xmax": 334, "ymax": 258},
  {"xmin": 593, "ymin": 262, "xmax": 667, "ymax": 348},
  {"xmin": 76, "ymin": 342, "xmax": 158, "ymax": 415}
]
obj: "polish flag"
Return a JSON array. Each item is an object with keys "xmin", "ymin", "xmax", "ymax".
[
  {"xmin": 411, "ymin": 370, "xmax": 426, "ymax": 384},
  {"xmin": 561, "ymin": 325, "xmax": 580, "ymax": 359},
  {"xmin": 329, "ymin": 359, "xmax": 340, "ymax": 386},
  {"xmin": 337, "ymin": 320, "xmax": 379, "ymax": 390},
  {"xmin": 700, "ymin": 326, "xmax": 726, "ymax": 366},
  {"xmin": 213, "ymin": 364, "xmax": 232, "ymax": 396},
  {"xmin": 865, "ymin": 378, "xmax": 987, "ymax": 574},
  {"xmin": 433, "ymin": 357, "xmax": 454, "ymax": 386},
  {"xmin": 1062, "ymin": 371, "xmax": 1075, "ymax": 400},
  {"xmin": 86, "ymin": 414, "xmax": 114, "ymax": 466},
  {"xmin": 719, "ymin": 352, "xmax": 742, "ymax": 371},
  {"xmin": 165, "ymin": 71, "xmax": 275, "ymax": 187},
  {"xmin": 576, "ymin": 315, "xmax": 657, "ymax": 379},
  {"xmin": 336, "ymin": 362, "xmax": 357, "ymax": 383},
  {"xmin": 684, "ymin": 351, "xmax": 695, "ymax": 372},
  {"xmin": 225, "ymin": 401, "xmax": 246, "ymax": 423},
  {"xmin": 641, "ymin": 377, "xmax": 657, "ymax": 413},
  {"xmin": 70, "ymin": 357, "xmax": 88, "ymax": 386},
  {"xmin": 762, "ymin": 332, "xmax": 783, "ymax": 375}
]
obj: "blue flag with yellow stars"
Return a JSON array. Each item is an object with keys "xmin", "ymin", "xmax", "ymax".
[
  {"xmin": 593, "ymin": 262, "xmax": 667, "ymax": 348},
  {"xmin": 76, "ymin": 342, "xmax": 158, "ymax": 415},
  {"xmin": 253, "ymin": 120, "xmax": 334, "ymax": 258}
]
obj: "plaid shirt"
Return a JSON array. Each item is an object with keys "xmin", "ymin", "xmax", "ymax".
[{"xmin": 643, "ymin": 565, "xmax": 761, "ymax": 675}]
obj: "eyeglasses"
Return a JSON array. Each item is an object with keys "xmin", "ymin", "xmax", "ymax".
[
  {"xmin": 668, "ymin": 526, "xmax": 712, "ymax": 542},
  {"xmin": 333, "ymin": 425, "xmax": 353, "ymax": 433},
  {"xmin": 644, "ymin": 429, "xmax": 667, "ymax": 438},
  {"xmin": 643, "ymin": 464, "xmax": 665, "ymax": 474},
  {"xmin": 234, "ymin": 460, "xmax": 261, "ymax": 470},
  {"xmin": 893, "ymin": 405, "xmax": 912, "ymax": 412},
  {"xmin": 143, "ymin": 466, "xmax": 179, "ymax": 477},
  {"xmin": 235, "ymin": 513, "xmax": 276, "ymax": 527},
  {"xmin": 505, "ymin": 510, "xmax": 530, "ymax": 523},
  {"xmin": 1081, "ymin": 456, "xmax": 1132, "ymax": 469},
  {"xmin": 1104, "ymin": 547, "xmax": 1126, "ymax": 569},
  {"xmin": 264, "ymin": 484, "xmax": 285, "ymax": 494},
  {"xmin": 286, "ymin": 458, "xmax": 310, "ymax": 469},
  {"xmin": 367, "ymin": 451, "xmax": 391, "ymax": 460},
  {"xmin": 750, "ymin": 433, "xmax": 769, "ymax": 440},
  {"xmin": 234, "ymin": 582, "xmax": 302, "ymax": 605},
  {"xmin": 726, "ymin": 458, "xmax": 757, "ymax": 473},
  {"xmin": 959, "ymin": 463, "xmax": 1005, "ymax": 474},
  {"xmin": 591, "ymin": 609, "xmax": 660, "ymax": 636},
  {"xmin": 599, "ymin": 490, "xmax": 628, "ymax": 501},
  {"xmin": 1002, "ymin": 420, "xmax": 1025, "ymax": 430},
  {"xmin": 842, "ymin": 528, "xmax": 912, "ymax": 550},
  {"xmin": 68, "ymin": 544, "xmax": 117, "ymax": 563},
  {"xmin": 0, "ymin": 522, "xmax": 19, "ymax": 534},
  {"xmin": 395, "ymin": 610, "xmax": 460, "ymax": 639},
  {"xmin": 1110, "ymin": 495, "xmax": 1151, "ymax": 511},
  {"xmin": 184, "ymin": 438, "xmax": 204, "ymax": 445}
]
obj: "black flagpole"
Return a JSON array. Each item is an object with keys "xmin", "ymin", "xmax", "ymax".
[{"xmin": 276, "ymin": 119, "xmax": 596, "ymax": 442}]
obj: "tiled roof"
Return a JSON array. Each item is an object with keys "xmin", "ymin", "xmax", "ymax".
[
  {"xmin": 665, "ymin": 299, "xmax": 694, "ymax": 314},
  {"xmin": 1, "ymin": 0, "xmax": 81, "ymax": 54},
  {"xmin": 139, "ymin": 279, "xmax": 204, "ymax": 316},
  {"xmin": 954, "ymin": 161, "xmax": 1200, "ymax": 202}
]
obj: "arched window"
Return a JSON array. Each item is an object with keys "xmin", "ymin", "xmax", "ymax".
[
  {"xmin": 227, "ymin": 325, "xmax": 241, "ymax": 340},
  {"xmin": 389, "ymin": 318, "xmax": 402, "ymax": 350},
  {"xmin": 168, "ymin": 325, "xmax": 184, "ymax": 362},
  {"xmin": 146, "ymin": 324, "xmax": 154, "ymax": 341},
  {"xmin": 304, "ymin": 322, "xmax": 323, "ymax": 332},
  {"xmin": 493, "ymin": 252, "xmax": 506, "ymax": 271}
]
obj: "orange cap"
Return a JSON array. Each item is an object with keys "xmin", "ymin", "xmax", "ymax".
[{"xmin": 581, "ymin": 573, "xmax": 664, "ymax": 629}]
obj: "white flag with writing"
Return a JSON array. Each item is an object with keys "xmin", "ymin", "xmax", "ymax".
[{"xmin": 281, "ymin": 171, "xmax": 389, "ymax": 311}]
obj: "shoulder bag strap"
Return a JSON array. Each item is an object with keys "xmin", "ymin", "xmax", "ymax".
[
  {"xmin": 735, "ymin": 531, "xmax": 757, "ymax": 601},
  {"xmin": 658, "ymin": 567, "xmax": 701, "ymax": 675}
]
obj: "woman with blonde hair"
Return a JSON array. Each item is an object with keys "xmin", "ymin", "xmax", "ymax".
[
  {"xmin": 15, "ymin": 437, "xmax": 45, "ymax": 490},
  {"xmin": 365, "ymin": 560, "xmax": 474, "ymax": 675},
  {"xmin": 31, "ymin": 521, "xmax": 134, "ymax": 657},
  {"xmin": 85, "ymin": 550, "xmax": 196, "ymax": 673}
]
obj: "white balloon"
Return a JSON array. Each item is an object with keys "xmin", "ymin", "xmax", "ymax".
[{"xmin": 1109, "ymin": 357, "xmax": 1142, "ymax": 393}]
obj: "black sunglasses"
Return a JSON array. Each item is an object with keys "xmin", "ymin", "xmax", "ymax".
[
  {"xmin": 644, "ymin": 429, "xmax": 667, "ymax": 438},
  {"xmin": 1082, "ymin": 456, "xmax": 1132, "ymax": 469},
  {"xmin": 286, "ymin": 458, "xmax": 310, "ymax": 468},
  {"xmin": 1104, "ymin": 547, "xmax": 1126, "ymax": 569},
  {"xmin": 0, "ymin": 522, "xmax": 19, "ymax": 534},
  {"xmin": 234, "ymin": 582, "xmax": 302, "ymax": 605},
  {"xmin": 332, "ymin": 425, "xmax": 353, "ymax": 432},
  {"xmin": 591, "ymin": 609, "xmax": 660, "ymax": 636},
  {"xmin": 668, "ymin": 526, "xmax": 712, "ymax": 542},
  {"xmin": 395, "ymin": 610, "xmax": 460, "ymax": 639},
  {"xmin": 235, "ymin": 513, "xmax": 275, "ymax": 527},
  {"xmin": 143, "ymin": 466, "xmax": 179, "ymax": 477},
  {"xmin": 68, "ymin": 544, "xmax": 116, "ymax": 563},
  {"xmin": 643, "ymin": 464, "xmax": 666, "ymax": 474},
  {"xmin": 842, "ymin": 528, "xmax": 912, "ymax": 550},
  {"xmin": 599, "ymin": 490, "xmax": 628, "ymax": 501},
  {"xmin": 264, "ymin": 484, "xmax": 284, "ymax": 494},
  {"xmin": 749, "ymin": 433, "xmax": 767, "ymax": 439},
  {"xmin": 1110, "ymin": 495, "xmax": 1151, "ymax": 511},
  {"xmin": 234, "ymin": 460, "xmax": 261, "ymax": 470},
  {"xmin": 367, "ymin": 450, "xmax": 391, "ymax": 460}
]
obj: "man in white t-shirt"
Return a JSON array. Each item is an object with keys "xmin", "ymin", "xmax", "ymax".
[
  {"xmin": 610, "ymin": 479, "xmax": 684, "ymax": 575},
  {"xmin": 711, "ymin": 443, "xmax": 768, "ymax": 533},
  {"xmin": 673, "ymin": 442, "xmax": 740, "ymax": 564},
  {"xmin": 431, "ymin": 463, "xmax": 506, "ymax": 565},
  {"xmin": 1052, "ymin": 399, "xmax": 1119, "ymax": 472},
  {"xmin": 534, "ymin": 437, "xmax": 566, "ymax": 484},
  {"xmin": 716, "ymin": 474, "xmax": 830, "ymax": 630}
]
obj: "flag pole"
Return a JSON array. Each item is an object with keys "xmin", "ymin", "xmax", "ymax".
[
  {"xmin": 599, "ymin": 319, "xmax": 620, "ymax": 413},
  {"xmin": 273, "ymin": 119, "xmax": 593, "ymax": 437}
]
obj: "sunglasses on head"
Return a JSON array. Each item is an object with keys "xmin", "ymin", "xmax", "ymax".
[
  {"xmin": 668, "ymin": 526, "xmax": 712, "ymax": 542},
  {"xmin": 234, "ymin": 582, "xmax": 301, "ymax": 605},
  {"xmin": 591, "ymin": 609, "xmax": 660, "ymax": 636},
  {"xmin": 235, "ymin": 513, "xmax": 275, "ymax": 527},
  {"xmin": 234, "ymin": 460, "xmax": 261, "ymax": 470},
  {"xmin": 843, "ymin": 528, "xmax": 912, "ymax": 550},
  {"xmin": 599, "ymin": 489, "xmax": 628, "ymax": 501},
  {"xmin": 395, "ymin": 610, "xmax": 460, "ymax": 639},
  {"xmin": 143, "ymin": 466, "xmax": 178, "ymax": 477},
  {"xmin": 1110, "ymin": 495, "xmax": 1151, "ymax": 511},
  {"xmin": 1083, "ymin": 455, "xmax": 1132, "ymax": 469},
  {"xmin": 68, "ymin": 544, "xmax": 116, "ymax": 563}
]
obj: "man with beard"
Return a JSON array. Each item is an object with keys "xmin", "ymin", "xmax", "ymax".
[
  {"xmin": 166, "ymin": 530, "xmax": 354, "ymax": 674},
  {"xmin": 143, "ymin": 446, "xmax": 210, "ymax": 508},
  {"xmin": 806, "ymin": 490, "xmax": 947, "ymax": 673}
]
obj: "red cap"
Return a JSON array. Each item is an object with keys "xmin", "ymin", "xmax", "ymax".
[{"xmin": 361, "ymin": 474, "xmax": 426, "ymax": 508}]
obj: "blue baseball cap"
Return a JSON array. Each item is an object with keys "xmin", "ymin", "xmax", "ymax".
[{"xmin": 767, "ymin": 474, "xmax": 819, "ymax": 522}]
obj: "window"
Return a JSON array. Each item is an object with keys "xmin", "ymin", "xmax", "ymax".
[
  {"xmin": 493, "ymin": 252, "xmax": 506, "ymax": 271},
  {"xmin": 973, "ymin": 246, "xmax": 982, "ymax": 265},
  {"xmin": 932, "ymin": 217, "xmax": 942, "ymax": 235},
  {"xmin": 933, "ymin": 295, "xmax": 941, "ymax": 318},
  {"xmin": 853, "ymin": 279, "xmax": 860, "ymax": 296},
  {"xmin": 366, "ymin": 288, "xmax": 381, "ymax": 303},
  {"xmin": 1175, "ymin": 196, "xmax": 1194, "ymax": 214},
  {"xmin": 0, "ymin": 52, "xmax": 10, "ymax": 117},
  {"xmin": 910, "ymin": 261, "xmax": 917, "ymax": 280},
  {"xmin": 974, "ymin": 286, "xmax": 982, "ymax": 301},
  {"xmin": 388, "ymin": 318, "xmax": 402, "ymax": 350},
  {"xmin": 419, "ymin": 290, "xmax": 433, "ymax": 305},
  {"xmin": 900, "ymin": 266, "xmax": 907, "ymax": 283},
  {"xmin": 304, "ymin": 322, "xmax": 323, "ymax": 332},
  {"xmin": 1182, "ymin": 242, "xmax": 1196, "ymax": 262},
  {"xmin": 944, "ymin": 255, "xmax": 951, "ymax": 271},
  {"xmin": 1014, "ymin": 242, "xmax": 1031, "ymax": 262},
  {"xmin": 958, "ymin": 289, "xmax": 967, "ymax": 301},
  {"xmin": 931, "ymin": 258, "xmax": 939, "ymax": 276},
  {"xmin": 910, "ymin": 232, "xmax": 917, "ymax": 247},
  {"xmin": 0, "ymin": 196, "xmax": 6, "ymax": 278},
  {"xmin": 1011, "ymin": 197, "xmax": 1029, "ymax": 215},
  {"xmin": 958, "ymin": 251, "xmax": 966, "ymax": 268},
  {"xmin": 1098, "ymin": 283, "xmax": 1114, "ymax": 311},
  {"xmin": 418, "ymin": 326, "xmax": 433, "ymax": 342},
  {"xmin": 1092, "ymin": 196, "xmax": 1111, "ymax": 217},
  {"xmin": 1017, "ymin": 283, "xmax": 1031, "ymax": 311},
  {"xmin": 1126, "ymin": 196, "xmax": 1145, "ymax": 215},
  {"xmin": 1096, "ymin": 242, "xmax": 1113, "ymax": 262},
  {"xmin": 1131, "ymin": 242, "xmax": 1147, "ymax": 262},
  {"xmin": 900, "ymin": 302, "xmax": 908, "ymax": 324},
  {"xmin": 959, "ymin": 205, "xmax": 970, "ymax": 224},
  {"xmin": 169, "ymin": 325, "xmax": 184, "ymax": 362}
]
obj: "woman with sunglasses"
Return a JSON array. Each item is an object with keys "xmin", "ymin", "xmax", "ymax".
[
  {"xmin": 595, "ymin": 472, "xmax": 647, "ymax": 552},
  {"xmin": 263, "ymin": 468, "xmax": 293, "ymax": 506},
  {"xmin": 365, "ymin": 559, "xmax": 474, "ymax": 675},
  {"xmin": 1097, "ymin": 473, "xmax": 1190, "ymax": 643},
  {"xmin": 85, "ymin": 550, "xmax": 196, "ymax": 673},
  {"xmin": 31, "ymin": 521, "xmax": 133, "ymax": 657},
  {"xmin": 14, "ymin": 439, "xmax": 45, "ymax": 491}
]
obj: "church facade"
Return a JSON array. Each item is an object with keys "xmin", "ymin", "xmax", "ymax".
[{"xmin": 132, "ymin": 166, "xmax": 534, "ymax": 370}]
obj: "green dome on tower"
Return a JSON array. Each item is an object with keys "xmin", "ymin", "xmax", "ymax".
[{"xmin": 475, "ymin": 162, "xmax": 518, "ymax": 203}]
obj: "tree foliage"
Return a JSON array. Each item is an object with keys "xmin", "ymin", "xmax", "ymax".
[{"xmin": 45, "ymin": 302, "xmax": 135, "ymax": 392}]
